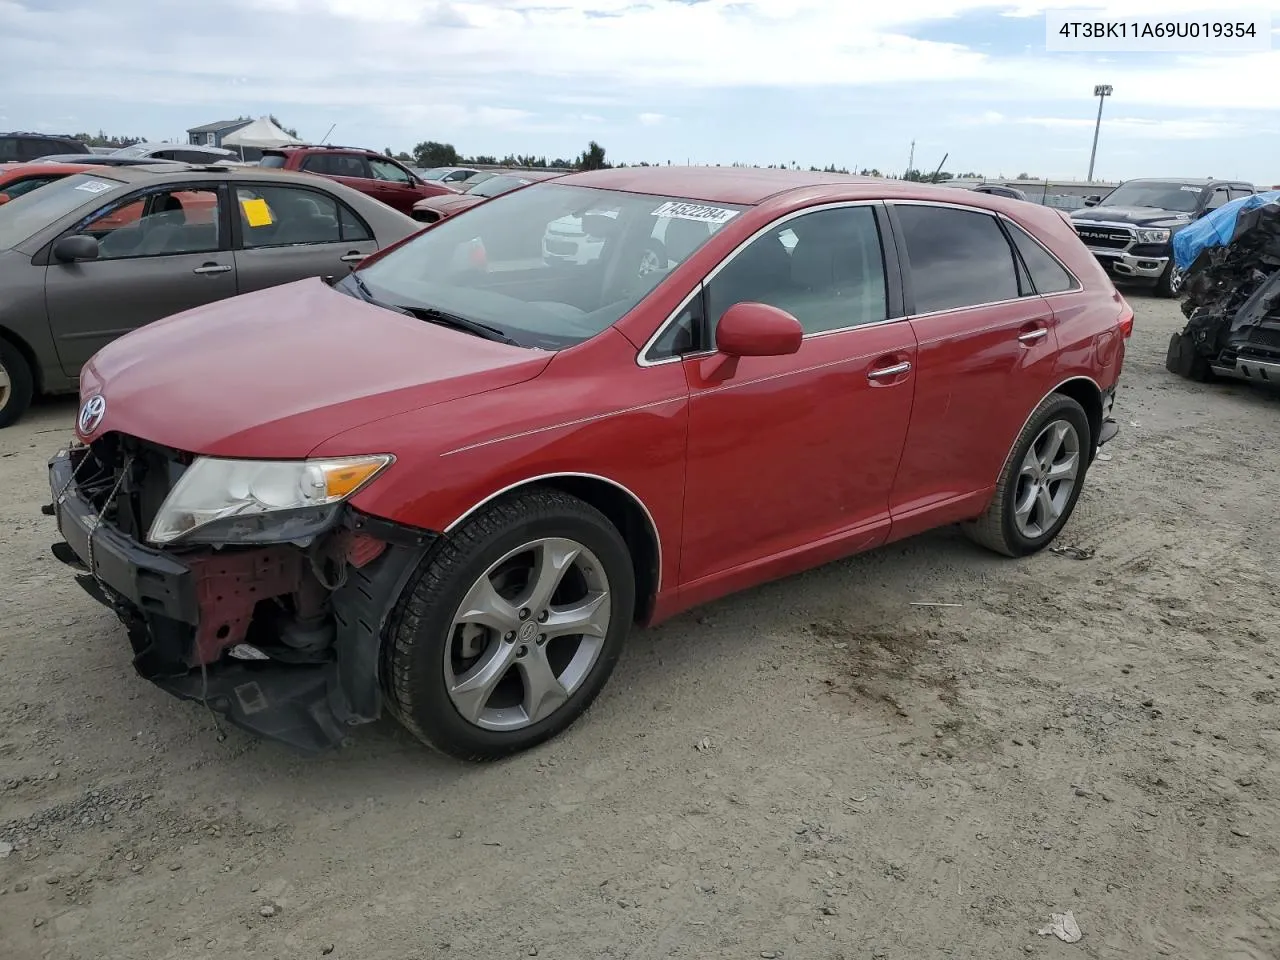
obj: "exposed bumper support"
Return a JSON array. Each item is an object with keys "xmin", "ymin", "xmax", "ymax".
[
  {"xmin": 46, "ymin": 449, "xmax": 436, "ymax": 753},
  {"xmin": 1089, "ymin": 250, "xmax": 1168, "ymax": 280}
]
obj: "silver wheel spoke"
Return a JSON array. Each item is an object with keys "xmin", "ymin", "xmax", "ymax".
[
  {"xmin": 543, "ymin": 591, "xmax": 610, "ymax": 640},
  {"xmin": 0, "ymin": 366, "xmax": 10, "ymax": 391},
  {"xmin": 1046, "ymin": 453, "xmax": 1078, "ymax": 483},
  {"xmin": 1014, "ymin": 482, "xmax": 1039, "ymax": 527},
  {"xmin": 449, "ymin": 640, "xmax": 518, "ymax": 723},
  {"xmin": 517, "ymin": 646, "xmax": 569, "ymax": 724},
  {"xmin": 518, "ymin": 538, "xmax": 582, "ymax": 612},
  {"xmin": 1039, "ymin": 421, "xmax": 1069, "ymax": 470},
  {"xmin": 456, "ymin": 575, "xmax": 520, "ymax": 634},
  {"xmin": 1035, "ymin": 482, "xmax": 1058, "ymax": 526}
]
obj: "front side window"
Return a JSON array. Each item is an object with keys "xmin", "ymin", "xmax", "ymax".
[
  {"xmin": 236, "ymin": 184, "xmax": 369, "ymax": 247},
  {"xmin": 86, "ymin": 187, "xmax": 222, "ymax": 259},
  {"xmin": 354, "ymin": 183, "xmax": 742, "ymax": 351},
  {"xmin": 705, "ymin": 205, "xmax": 888, "ymax": 339},
  {"xmin": 895, "ymin": 204, "xmax": 1020, "ymax": 313},
  {"xmin": 369, "ymin": 157, "xmax": 412, "ymax": 184},
  {"xmin": 1205, "ymin": 188, "xmax": 1230, "ymax": 211}
]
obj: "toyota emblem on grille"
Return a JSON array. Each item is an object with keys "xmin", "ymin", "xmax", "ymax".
[{"xmin": 77, "ymin": 395, "xmax": 106, "ymax": 436}]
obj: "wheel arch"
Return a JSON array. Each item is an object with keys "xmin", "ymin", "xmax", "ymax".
[
  {"xmin": 444, "ymin": 472, "xmax": 663, "ymax": 625},
  {"xmin": 0, "ymin": 325, "xmax": 44, "ymax": 395},
  {"xmin": 1051, "ymin": 376, "xmax": 1103, "ymax": 453}
]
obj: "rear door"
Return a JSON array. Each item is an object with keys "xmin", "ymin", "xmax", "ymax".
[
  {"xmin": 230, "ymin": 181, "xmax": 379, "ymax": 294},
  {"xmin": 43, "ymin": 182, "xmax": 236, "ymax": 374},
  {"xmin": 299, "ymin": 152, "xmax": 372, "ymax": 195},
  {"xmin": 885, "ymin": 200, "xmax": 1062, "ymax": 536}
]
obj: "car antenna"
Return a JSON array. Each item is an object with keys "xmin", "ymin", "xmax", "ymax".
[{"xmin": 320, "ymin": 123, "xmax": 337, "ymax": 145}]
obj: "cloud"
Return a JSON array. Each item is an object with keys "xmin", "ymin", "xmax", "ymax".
[
  {"xmin": 638, "ymin": 112, "xmax": 667, "ymax": 126},
  {"xmin": 1017, "ymin": 115, "xmax": 1250, "ymax": 139}
]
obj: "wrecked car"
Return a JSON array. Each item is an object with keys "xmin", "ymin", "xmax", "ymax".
[
  {"xmin": 1165, "ymin": 191, "xmax": 1280, "ymax": 384},
  {"xmin": 47, "ymin": 168, "xmax": 1129, "ymax": 760}
]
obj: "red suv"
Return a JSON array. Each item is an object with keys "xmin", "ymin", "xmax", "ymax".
[
  {"xmin": 260, "ymin": 145, "xmax": 453, "ymax": 215},
  {"xmin": 47, "ymin": 168, "xmax": 1130, "ymax": 761}
]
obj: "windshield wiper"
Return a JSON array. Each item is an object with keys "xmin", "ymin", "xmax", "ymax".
[
  {"xmin": 339, "ymin": 273, "xmax": 519, "ymax": 346},
  {"xmin": 398, "ymin": 305, "xmax": 521, "ymax": 346}
]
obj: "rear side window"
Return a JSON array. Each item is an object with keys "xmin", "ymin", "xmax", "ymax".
[
  {"xmin": 236, "ymin": 184, "xmax": 372, "ymax": 247},
  {"xmin": 894, "ymin": 204, "xmax": 1019, "ymax": 313},
  {"xmin": 1005, "ymin": 222, "xmax": 1076, "ymax": 294},
  {"xmin": 259, "ymin": 154, "xmax": 288, "ymax": 169}
]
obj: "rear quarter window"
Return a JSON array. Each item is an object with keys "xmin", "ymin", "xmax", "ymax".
[{"xmin": 1005, "ymin": 222, "xmax": 1077, "ymax": 295}]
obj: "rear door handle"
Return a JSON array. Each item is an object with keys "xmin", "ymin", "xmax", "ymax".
[
  {"xmin": 193, "ymin": 263, "xmax": 232, "ymax": 275},
  {"xmin": 867, "ymin": 361, "xmax": 912, "ymax": 380},
  {"xmin": 1018, "ymin": 328, "xmax": 1049, "ymax": 344},
  {"xmin": 340, "ymin": 252, "xmax": 365, "ymax": 263}
]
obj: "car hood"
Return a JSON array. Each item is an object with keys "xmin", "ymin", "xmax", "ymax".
[
  {"xmin": 1071, "ymin": 206, "xmax": 1194, "ymax": 228},
  {"xmin": 77, "ymin": 278, "xmax": 553, "ymax": 458},
  {"xmin": 415, "ymin": 193, "xmax": 480, "ymax": 213}
]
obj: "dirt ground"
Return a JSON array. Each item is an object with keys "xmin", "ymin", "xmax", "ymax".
[{"xmin": 1, "ymin": 293, "xmax": 1278, "ymax": 960}]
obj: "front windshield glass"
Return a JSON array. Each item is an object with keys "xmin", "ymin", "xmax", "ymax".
[
  {"xmin": 420, "ymin": 168, "xmax": 450, "ymax": 180},
  {"xmin": 355, "ymin": 182, "xmax": 744, "ymax": 350},
  {"xmin": 0, "ymin": 172, "xmax": 123, "ymax": 251},
  {"xmin": 110, "ymin": 144, "xmax": 151, "ymax": 158},
  {"xmin": 1100, "ymin": 181, "xmax": 1202, "ymax": 213}
]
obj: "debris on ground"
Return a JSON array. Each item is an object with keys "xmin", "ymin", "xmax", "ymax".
[
  {"xmin": 1037, "ymin": 910, "xmax": 1083, "ymax": 943},
  {"xmin": 1051, "ymin": 545, "xmax": 1095, "ymax": 560},
  {"xmin": 1166, "ymin": 192, "xmax": 1280, "ymax": 382}
]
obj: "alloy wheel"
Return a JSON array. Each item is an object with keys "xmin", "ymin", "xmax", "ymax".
[
  {"xmin": 1012, "ymin": 419, "xmax": 1081, "ymax": 539},
  {"xmin": 445, "ymin": 537, "xmax": 612, "ymax": 731},
  {"xmin": 0, "ymin": 361, "xmax": 9, "ymax": 410}
]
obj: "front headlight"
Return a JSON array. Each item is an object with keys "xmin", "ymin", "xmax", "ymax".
[
  {"xmin": 147, "ymin": 454, "xmax": 393, "ymax": 546},
  {"xmin": 1135, "ymin": 228, "xmax": 1170, "ymax": 243}
]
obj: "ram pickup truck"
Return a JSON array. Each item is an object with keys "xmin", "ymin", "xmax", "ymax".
[{"xmin": 1070, "ymin": 178, "xmax": 1257, "ymax": 297}]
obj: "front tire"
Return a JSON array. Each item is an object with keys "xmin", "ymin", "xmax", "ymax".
[
  {"xmin": 1155, "ymin": 259, "xmax": 1184, "ymax": 298},
  {"xmin": 962, "ymin": 393, "xmax": 1091, "ymax": 558},
  {"xmin": 0, "ymin": 337, "xmax": 35, "ymax": 430},
  {"xmin": 383, "ymin": 487, "xmax": 635, "ymax": 760}
]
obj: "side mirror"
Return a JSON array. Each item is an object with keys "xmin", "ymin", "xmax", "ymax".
[
  {"xmin": 53, "ymin": 234, "xmax": 101, "ymax": 262},
  {"xmin": 0, "ymin": 193, "xmax": 10, "ymax": 206},
  {"xmin": 716, "ymin": 302, "xmax": 803, "ymax": 358},
  {"xmin": 1083, "ymin": 195, "xmax": 1101, "ymax": 207}
]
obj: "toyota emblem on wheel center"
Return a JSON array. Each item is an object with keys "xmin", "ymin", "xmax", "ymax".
[{"xmin": 77, "ymin": 395, "xmax": 106, "ymax": 436}]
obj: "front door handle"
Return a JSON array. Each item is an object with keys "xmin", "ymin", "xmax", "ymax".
[
  {"xmin": 867, "ymin": 361, "xmax": 912, "ymax": 380},
  {"xmin": 193, "ymin": 263, "xmax": 232, "ymax": 275},
  {"xmin": 340, "ymin": 252, "xmax": 365, "ymax": 263},
  {"xmin": 1018, "ymin": 328, "xmax": 1049, "ymax": 344}
]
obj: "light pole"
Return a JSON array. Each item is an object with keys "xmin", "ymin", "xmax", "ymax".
[{"xmin": 1087, "ymin": 84, "xmax": 1112, "ymax": 182}]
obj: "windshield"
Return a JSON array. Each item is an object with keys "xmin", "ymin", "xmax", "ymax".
[
  {"xmin": 110, "ymin": 144, "xmax": 151, "ymax": 158},
  {"xmin": 1100, "ymin": 181, "xmax": 1203, "ymax": 213},
  {"xmin": 0, "ymin": 172, "xmax": 123, "ymax": 251},
  {"xmin": 467, "ymin": 175, "xmax": 528, "ymax": 198},
  {"xmin": 355, "ymin": 182, "xmax": 744, "ymax": 350},
  {"xmin": 420, "ymin": 168, "xmax": 451, "ymax": 180}
]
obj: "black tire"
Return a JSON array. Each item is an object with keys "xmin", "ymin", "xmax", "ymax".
[
  {"xmin": 1164, "ymin": 331, "xmax": 1217, "ymax": 382},
  {"xmin": 0, "ymin": 337, "xmax": 35, "ymax": 430},
  {"xmin": 383, "ymin": 487, "xmax": 636, "ymax": 761},
  {"xmin": 962, "ymin": 393, "xmax": 1092, "ymax": 558},
  {"xmin": 1155, "ymin": 259, "xmax": 1183, "ymax": 299}
]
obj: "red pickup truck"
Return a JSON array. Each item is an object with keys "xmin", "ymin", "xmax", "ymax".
[{"xmin": 260, "ymin": 145, "xmax": 454, "ymax": 215}]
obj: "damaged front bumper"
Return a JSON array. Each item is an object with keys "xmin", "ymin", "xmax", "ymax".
[{"xmin": 46, "ymin": 446, "xmax": 436, "ymax": 753}]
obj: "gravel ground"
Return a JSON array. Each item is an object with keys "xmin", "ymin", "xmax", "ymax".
[{"xmin": 1, "ymin": 293, "xmax": 1277, "ymax": 960}]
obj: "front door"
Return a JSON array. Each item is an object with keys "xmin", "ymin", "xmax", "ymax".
[
  {"xmin": 230, "ymin": 182, "xmax": 379, "ymax": 294},
  {"xmin": 885, "ymin": 201, "xmax": 1061, "ymax": 530},
  {"xmin": 366, "ymin": 157, "xmax": 424, "ymax": 215},
  {"xmin": 677, "ymin": 203, "xmax": 918, "ymax": 588},
  {"xmin": 44, "ymin": 183, "xmax": 236, "ymax": 375}
]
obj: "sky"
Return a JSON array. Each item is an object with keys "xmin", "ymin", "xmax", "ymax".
[{"xmin": 1, "ymin": 0, "xmax": 1278, "ymax": 182}]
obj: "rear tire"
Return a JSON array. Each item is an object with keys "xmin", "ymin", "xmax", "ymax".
[
  {"xmin": 0, "ymin": 337, "xmax": 35, "ymax": 430},
  {"xmin": 383, "ymin": 487, "xmax": 635, "ymax": 761},
  {"xmin": 962, "ymin": 393, "xmax": 1091, "ymax": 558}
]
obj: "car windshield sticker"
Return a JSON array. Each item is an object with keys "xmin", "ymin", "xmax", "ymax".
[
  {"xmin": 240, "ymin": 197, "xmax": 274, "ymax": 228},
  {"xmin": 74, "ymin": 180, "xmax": 113, "ymax": 194},
  {"xmin": 650, "ymin": 200, "xmax": 739, "ymax": 225},
  {"xmin": 1180, "ymin": 185, "xmax": 1202, "ymax": 192}
]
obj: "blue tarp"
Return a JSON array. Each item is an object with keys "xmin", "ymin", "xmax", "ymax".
[{"xmin": 1173, "ymin": 190, "xmax": 1280, "ymax": 270}]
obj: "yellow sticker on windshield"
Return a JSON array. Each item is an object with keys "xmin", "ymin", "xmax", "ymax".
[{"xmin": 241, "ymin": 197, "xmax": 273, "ymax": 227}]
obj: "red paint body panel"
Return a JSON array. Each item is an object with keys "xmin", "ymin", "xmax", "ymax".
[
  {"xmin": 75, "ymin": 171, "xmax": 1129, "ymax": 628},
  {"xmin": 77, "ymin": 279, "xmax": 551, "ymax": 458}
]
